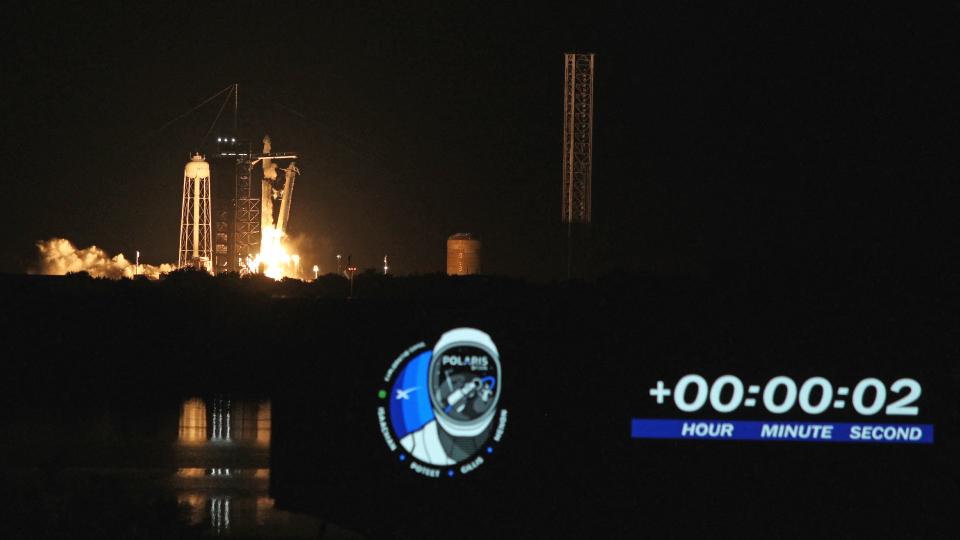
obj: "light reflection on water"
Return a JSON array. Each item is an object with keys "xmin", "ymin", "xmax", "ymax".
[
  {"xmin": 4, "ymin": 396, "xmax": 347, "ymax": 538},
  {"xmin": 172, "ymin": 397, "xmax": 314, "ymax": 537},
  {"xmin": 178, "ymin": 397, "xmax": 271, "ymax": 446},
  {"xmin": 173, "ymin": 467, "xmax": 276, "ymax": 534}
]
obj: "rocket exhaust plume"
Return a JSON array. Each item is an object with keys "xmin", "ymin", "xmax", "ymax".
[{"xmin": 35, "ymin": 238, "xmax": 175, "ymax": 279}]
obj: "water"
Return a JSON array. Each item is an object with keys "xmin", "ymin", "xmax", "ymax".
[{"xmin": 0, "ymin": 396, "xmax": 362, "ymax": 539}]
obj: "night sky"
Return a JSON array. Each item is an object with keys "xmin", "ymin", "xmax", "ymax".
[{"xmin": 5, "ymin": 3, "xmax": 959, "ymax": 280}]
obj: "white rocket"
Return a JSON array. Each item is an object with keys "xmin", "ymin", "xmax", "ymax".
[
  {"xmin": 277, "ymin": 162, "xmax": 299, "ymax": 234},
  {"xmin": 260, "ymin": 135, "xmax": 277, "ymax": 238},
  {"xmin": 260, "ymin": 135, "xmax": 299, "ymax": 236}
]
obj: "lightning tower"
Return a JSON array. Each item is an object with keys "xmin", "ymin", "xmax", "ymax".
[
  {"xmin": 561, "ymin": 53, "xmax": 595, "ymax": 278},
  {"xmin": 179, "ymin": 153, "xmax": 213, "ymax": 271},
  {"xmin": 562, "ymin": 53, "xmax": 594, "ymax": 226}
]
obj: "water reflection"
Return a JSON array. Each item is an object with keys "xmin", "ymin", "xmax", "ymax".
[
  {"xmin": 173, "ymin": 397, "xmax": 294, "ymax": 536},
  {"xmin": 177, "ymin": 493, "xmax": 206, "ymax": 527},
  {"xmin": 3, "ymin": 396, "xmax": 335, "ymax": 538},
  {"xmin": 174, "ymin": 468, "xmax": 273, "ymax": 529},
  {"xmin": 178, "ymin": 398, "xmax": 207, "ymax": 443},
  {"xmin": 177, "ymin": 397, "xmax": 271, "ymax": 446},
  {"xmin": 257, "ymin": 401, "xmax": 271, "ymax": 445}
]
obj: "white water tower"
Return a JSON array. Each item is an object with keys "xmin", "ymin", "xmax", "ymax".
[{"xmin": 178, "ymin": 153, "xmax": 213, "ymax": 272}]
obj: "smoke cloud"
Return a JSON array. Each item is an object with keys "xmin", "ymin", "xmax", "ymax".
[
  {"xmin": 282, "ymin": 232, "xmax": 334, "ymax": 277},
  {"xmin": 34, "ymin": 238, "xmax": 175, "ymax": 279}
]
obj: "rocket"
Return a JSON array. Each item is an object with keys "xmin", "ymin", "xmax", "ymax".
[
  {"xmin": 261, "ymin": 135, "xmax": 299, "ymax": 236},
  {"xmin": 261, "ymin": 135, "xmax": 277, "ymax": 238},
  {"xmin": 277, "ymin": 162, "xmax": 299, "ymax": 234}
]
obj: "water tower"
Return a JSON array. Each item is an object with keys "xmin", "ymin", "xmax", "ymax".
[
  {"xmin": 446, "ymin": 233, "xmax": 481, "ymax": 275},
  {"xmin": 178, "ymin": 153, "xmax": 213, "ymax": 272}
]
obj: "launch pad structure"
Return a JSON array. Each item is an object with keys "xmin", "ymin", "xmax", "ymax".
[
  {"xmin": 210, "ymin": 137, "xmax": 299, "ymax": 273},
  {"xmin": 193, "ymin": 84, "xmax": 298, "ymax": 273}
]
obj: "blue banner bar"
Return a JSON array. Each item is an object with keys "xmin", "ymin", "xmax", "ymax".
[{"xmin": 631, "ymin": 418, "xmax": 934, "ymax": 444}]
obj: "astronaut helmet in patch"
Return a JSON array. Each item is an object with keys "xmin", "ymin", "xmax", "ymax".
[{"xmin": 428, "ymin": 328, "xmax": 501, "ymax": 438}]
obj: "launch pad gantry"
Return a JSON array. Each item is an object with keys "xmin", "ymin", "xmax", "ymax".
[{"xmin": 211, "ymin": 135, "xmax": 298, "ymax": 273}]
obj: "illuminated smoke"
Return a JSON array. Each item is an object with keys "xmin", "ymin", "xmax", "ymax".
[
  {"xmin": 34, "ymin": 238, "xmax": 175, "ymax": 279},
  {"xmin": 243, "ymin": 135, "xmax": 304, "ymax": 281},
  {"xmin": 244, "ymin": 226, "xmax": 301, "ymax": 280}
]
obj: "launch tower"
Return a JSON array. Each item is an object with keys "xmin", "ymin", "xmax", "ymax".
[
  {"xmin": 212, "ymin": 135, "xmax": 298, "ymax": 272},
  {"xmin": 212, "ymin": 137, "xmax": 259, "ymax": 272}
]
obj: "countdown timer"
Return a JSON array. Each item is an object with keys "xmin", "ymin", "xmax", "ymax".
[
  {"xmin": 632, "ymin": 374, "xmax": 933, "ymax": 445},
  {"xmin": 649, "ymin": 375, "xmax": 922, "ymax": 416}
]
